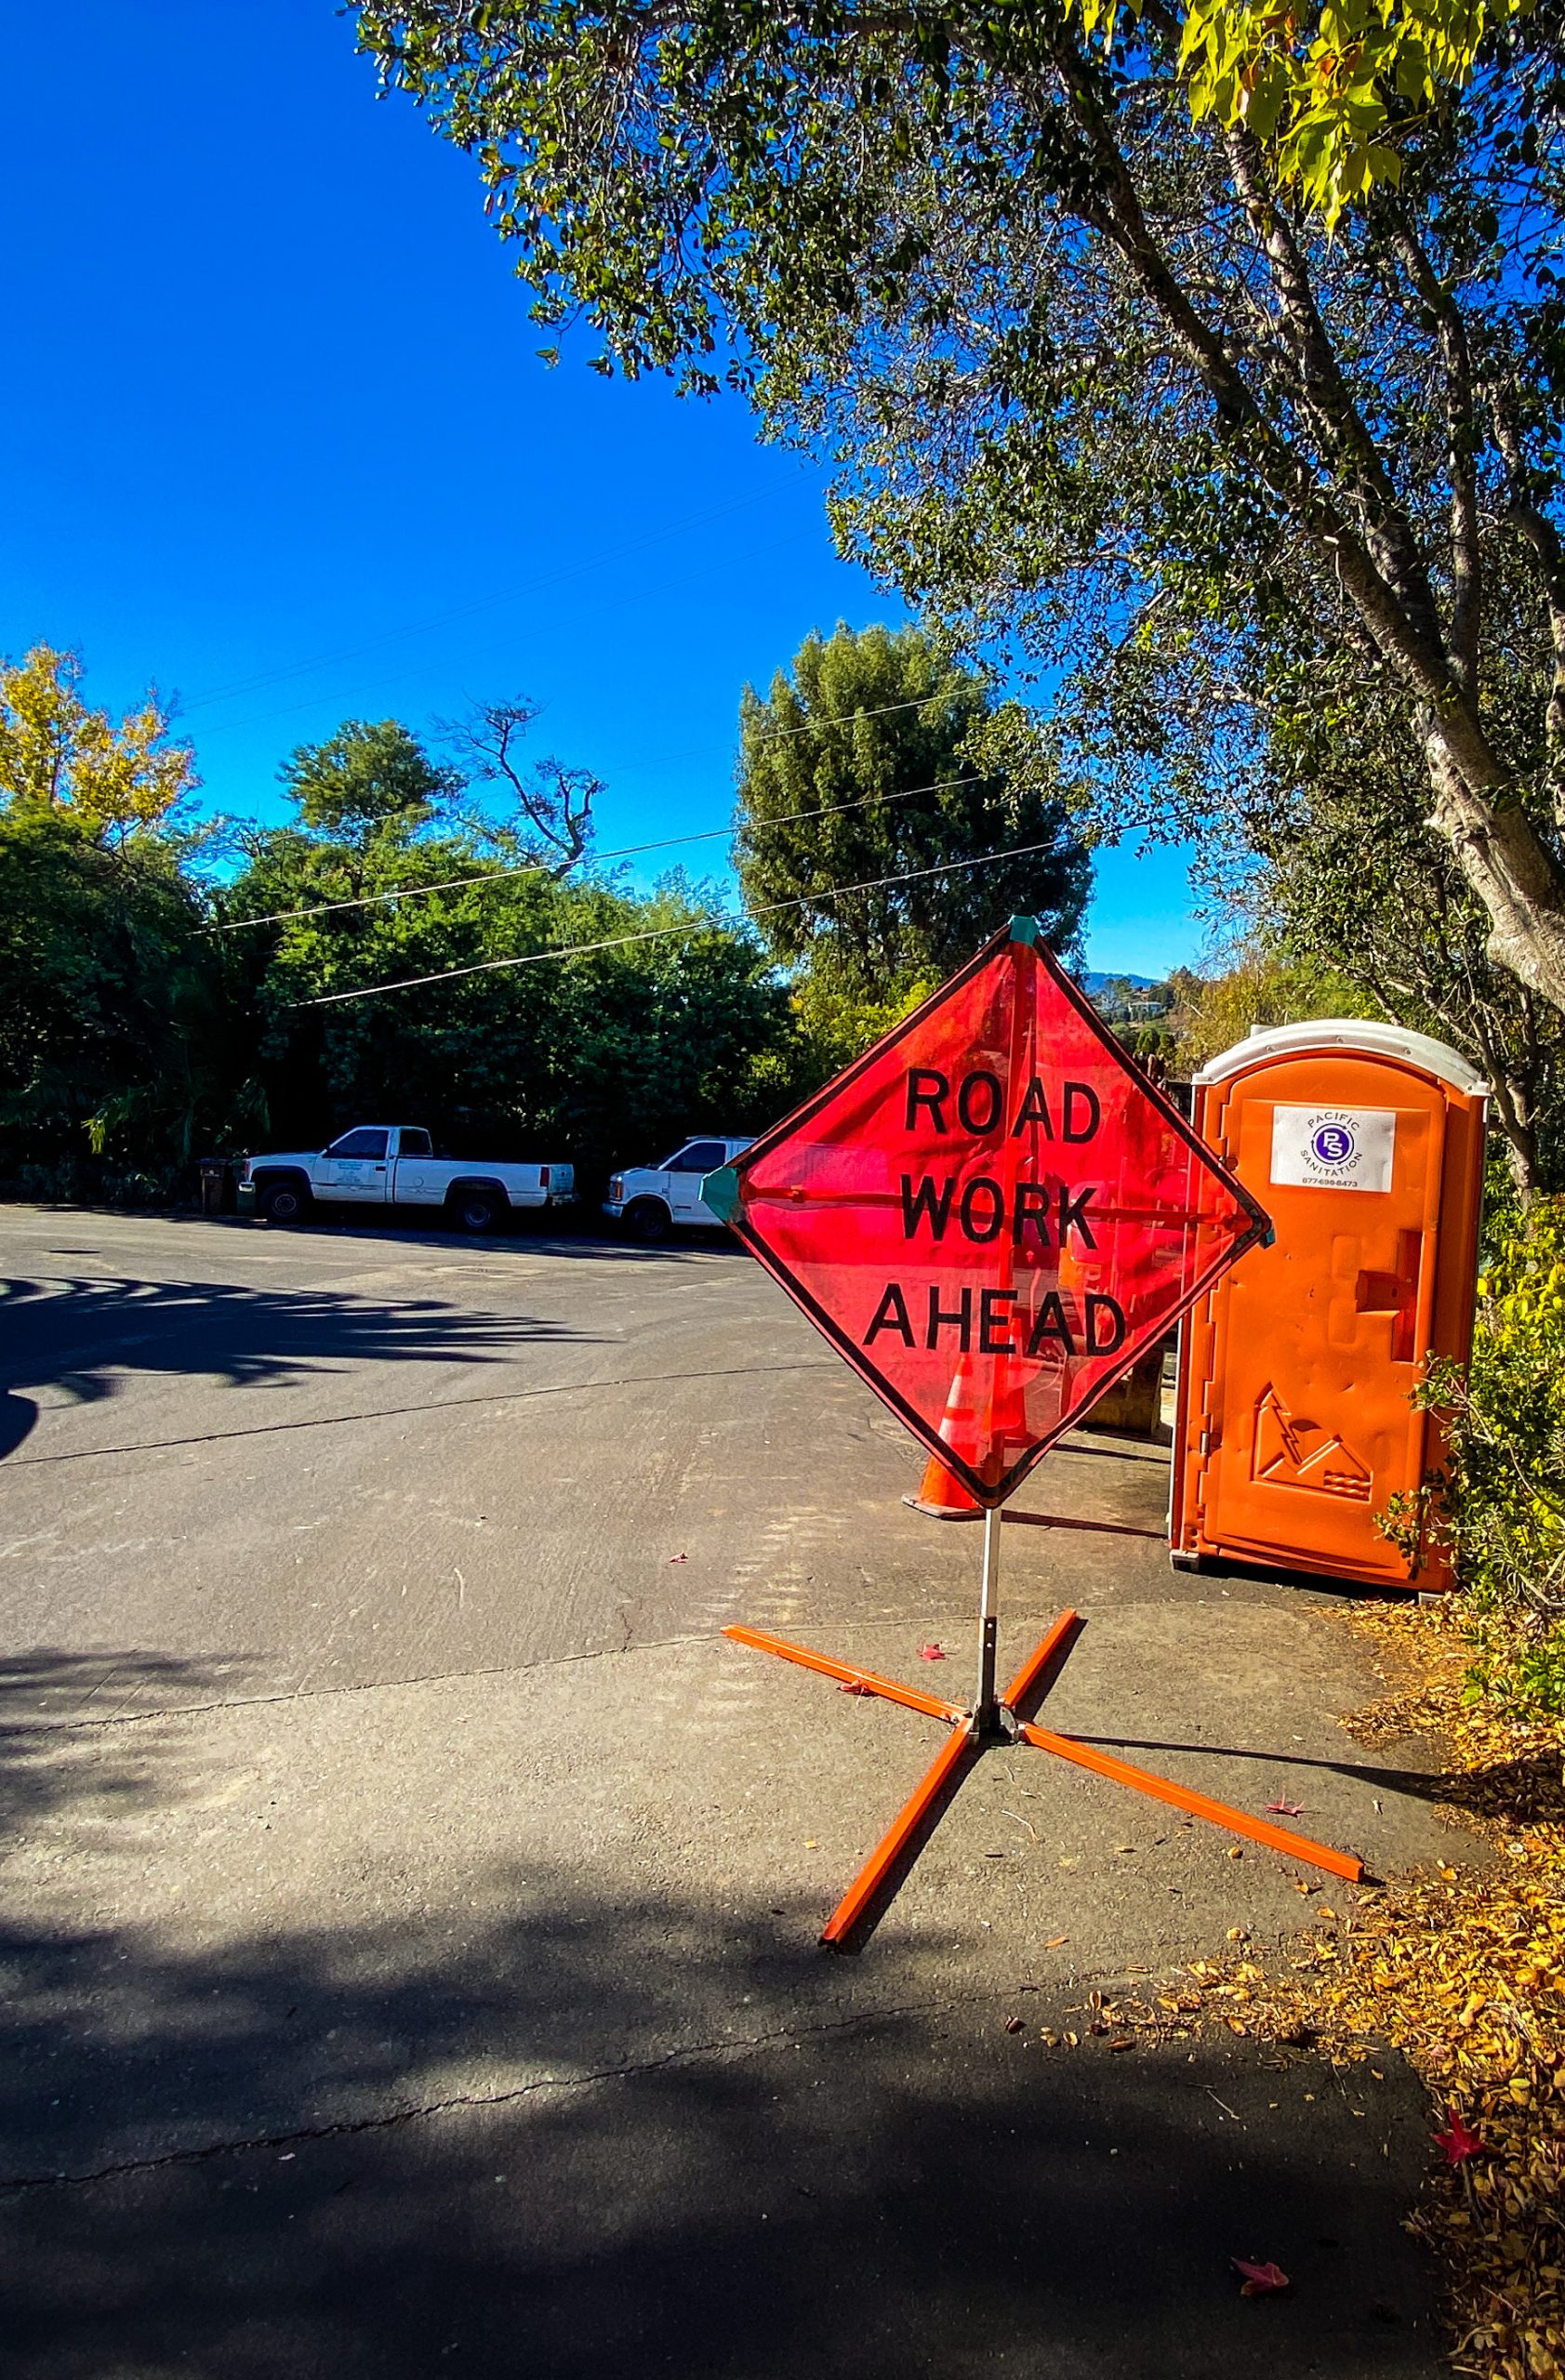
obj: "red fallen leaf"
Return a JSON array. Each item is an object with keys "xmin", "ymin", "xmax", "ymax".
[
  {"xmin": 1266, "ymin": 1798, "xmax": 1306, "ymax": 1817},
  {"xmin": 1434, "ymin": 2109, "xmax": 1490, "ymax": 2164},
  {"xmin": 838, "ymin": 1681, "xmax": 872, "ymax": 1696},
  {"xmin": 1232, "ymin": 2257, "xmax": 1291, "ymax": 2296},
  {"xmin": 917, "ymin": 1643, "xmax": 948, "ymax": 1661},
  {"xmin": 667, "ymin": 1553, "xmax": 688, "ymax": 1564}
]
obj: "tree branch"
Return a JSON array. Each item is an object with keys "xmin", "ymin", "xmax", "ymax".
[
  {"xmin": 1223, "ymin": 127, "xmax": 1446, "ymax": 658},
  {"xmin": 1382, "ymin": 208, "xmax": 1484, "ymax": 695},
  {"xmin": 1491, "ymin": 384, "xmax": 1565, "ymax": 826}
]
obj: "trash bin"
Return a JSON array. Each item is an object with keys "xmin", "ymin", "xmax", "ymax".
[
  {"xmin": 1170, "ymin": 1022, "xmax": 1489, "ymax": 1592},
  {"xmin": 198, "ymin": 1157, "xmax": 232, "ymax": 1217}
]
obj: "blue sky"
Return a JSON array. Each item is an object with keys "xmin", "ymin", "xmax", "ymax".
[{"xmin": 0, "ymin": 0, "xmax": 1200, "ymax": 977}]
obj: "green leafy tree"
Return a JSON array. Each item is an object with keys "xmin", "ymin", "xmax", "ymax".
[
  {"xmin": 225, "ymin": 793, "xmax": 796, "ymax": 1182},
  {"xmin": 0, "ymin": 647, "xmax": 257, "ymax": 1191},
  {"xmin": 1164, "ymin": 947, "xmax": 1378, "ymax": 1071},
  {"xmin": 0, "ymin": 804, "xmax": 255, "ymax": 1194},
  {"xmin": 354, "ymin": 2, "xmax": 1565, "ymax": 1023},
  {"xmin": 775, "ymin": 968, "xmax": 940, "ymax": 1092},
  {"xmin": 735, "ymin": 625, "xmax": 1089, "ymax": 991},
  {"xmin": 0, "ymin": 667, "xmax": 803, "ymax": 1199},
  {"xmin": 224, "ymin": 703, "xmax": 800, "ymax": 1179},
  {"xmin": 278, "ymin": 718, "xmax": 460, "ymax": 848}
]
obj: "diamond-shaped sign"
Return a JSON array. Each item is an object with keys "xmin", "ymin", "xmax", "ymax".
[{"xmin": 706, "ymin": 919, "xmax": 1269, "ymax": 1506}]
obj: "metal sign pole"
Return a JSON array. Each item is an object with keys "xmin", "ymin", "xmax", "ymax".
[
  {"xmin": 971, "ymin": 932, "xmax": 1021, "ymax": 1738},
  {"xmin": 975, "ymin": 1502, "xmax": 1001, "ymax": 1737}
]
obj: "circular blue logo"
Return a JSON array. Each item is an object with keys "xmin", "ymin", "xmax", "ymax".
[{"xmin": 1311, "ymin": 1122, "xmax": 1356, "ymax": 1166}]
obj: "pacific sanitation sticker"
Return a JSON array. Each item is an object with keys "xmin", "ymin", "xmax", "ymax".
[{"xmin": 1269, "ymin": 1104, "xmax": 1397, "ymax": 1194}]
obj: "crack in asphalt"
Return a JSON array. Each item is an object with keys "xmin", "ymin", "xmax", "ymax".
[
  {"xmin": 6, "ymin": 1360, "xmax": 837, "ymax": 1467},
  {"xmin": 0, "ymin": 1629, "xmax": 727, "ymax": 1735},
  {"xmin": 0, "ymin": 1987, "xmax": 1004, "ymax": 2198},
  {"xmin": 0, "ymin": 1609, "xmax": 1090, "ymax": 1738}
]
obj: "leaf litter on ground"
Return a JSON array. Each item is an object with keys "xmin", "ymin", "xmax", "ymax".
[
  {"xmin": 1232, "ymin": 2256, "xmax": 1291, "ymax": 2296},
  {"xmin": 1035, "ymin": 1598, "xmax": 1565, "ymax": 2371},
  {"xmin": 1207, "ymin": 1606, "xmax": 1562, "ymax": 2375}
]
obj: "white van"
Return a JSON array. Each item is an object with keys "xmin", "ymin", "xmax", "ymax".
[{"xmin": 603, "ymin": 1136, "xmax": 752, "ymax": 1242}]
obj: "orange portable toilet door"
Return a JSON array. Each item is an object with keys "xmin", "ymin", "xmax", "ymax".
[{"xmin": 1198, "ymin": 1056, "xmax": 1448, "ymax": 1583}]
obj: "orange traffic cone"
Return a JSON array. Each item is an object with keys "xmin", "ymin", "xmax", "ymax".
[{"xmin": 903, "ymin": 1355, "xmax": 985, "ymax": 1520}]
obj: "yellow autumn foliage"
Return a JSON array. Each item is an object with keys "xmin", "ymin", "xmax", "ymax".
[{"xmin": 0, "ymin": 643, "xmax": 198, "ymax": 842}]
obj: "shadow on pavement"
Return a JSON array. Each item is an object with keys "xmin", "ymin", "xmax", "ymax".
[
  {"xmin": 0, "ymin": 1654, "xmax": 1442, "ymax": 2380},
  {"xmin": 91, "ymin": 1203, "xmax": 738, "ymax": 1264},
  {"xmin": 0, "ymin": 1900, "xmax": 1443, "ymax": 2380},
  {"xmin": 1074, "ymin": 1730, "xmax": 1546, "ymax": 1821},
  {"xmin": 0, "ymin": 1647, "xmax": 256, "ymax": 1829},
  {"xmin": 0, "ymin": 1272, "xmax": 599, "ymax": 1461}
]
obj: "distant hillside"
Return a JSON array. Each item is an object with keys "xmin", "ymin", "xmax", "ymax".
[{"xmin": 1080, "ymin": 970, "xmax": 1159, "ymax": 996}]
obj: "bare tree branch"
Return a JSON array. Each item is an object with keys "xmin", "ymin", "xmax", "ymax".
[{"xmin": 438, "ymin": 697, "xmax": 599, "ymax": 876}]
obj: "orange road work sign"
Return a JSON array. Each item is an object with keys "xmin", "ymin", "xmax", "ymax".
[{"xmin": 705, "ymin": 919, "xmax": 1269, "ymax": 1505}]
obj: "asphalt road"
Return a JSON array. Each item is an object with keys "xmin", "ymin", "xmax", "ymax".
[{"xmin": 0, "ymin": 1203, "xmax": 1468, "ymax": 2376}]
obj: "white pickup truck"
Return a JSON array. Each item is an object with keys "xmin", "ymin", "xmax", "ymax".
[
  {"xmin": 239, "ymin": 1126, "xmax": 576, "ymax": 1235},
  {"xmin": 603, "ymin": 1135, "xmax": 753, "ymax": 1242}
]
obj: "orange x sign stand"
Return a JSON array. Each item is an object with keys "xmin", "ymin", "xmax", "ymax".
[{"xmin": 726, "ymin": 1558, "xmax": 1362, "ymax": 1950}]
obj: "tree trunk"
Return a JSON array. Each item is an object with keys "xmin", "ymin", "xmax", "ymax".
[
  {"xmin": 1492, "ymin": 1077, "xmax": 1542, "ymax": 1203},
  {"xmin": 1424, "ymin": 736, "xmax": 1565, "ymax": 1017},
  {"xmin": 1462, "ymin": 1011, "xmax": 1543, "ymax": 1202}
]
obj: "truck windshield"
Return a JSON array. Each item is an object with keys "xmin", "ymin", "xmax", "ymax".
[{"xmin": 663, "ymin": 1141, "xmax": 726, "ymax": 1172}]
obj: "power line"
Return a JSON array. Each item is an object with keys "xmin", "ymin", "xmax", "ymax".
[
  {"xmin": 195, "ymin": 669, "xmax": 980, "ymax": 774},
  {"xmin": 207, "ymin": 774, "xmax": 985, "ymax": 932},
  {"xmin": 295, "ymin": 833, "xmax": 1069, "ymax": 1009},
  {"xmin": 541, "ymin": 686, "xmax": 975, "ymax": 785},
  {"xmin": 187, "ymin": 523, "xmax": 829, "ymax": 747},
  {"xmin": 181, "ymin": 475, "xmax": 813, "ymax": 718}
]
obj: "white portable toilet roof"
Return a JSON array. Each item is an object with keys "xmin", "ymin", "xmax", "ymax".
[{"xmin": 1195, "ymin": 1017, "xmax": 1488, "ymax": 1097}]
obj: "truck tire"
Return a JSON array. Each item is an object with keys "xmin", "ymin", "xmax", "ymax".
[
  {"xmin": 448, "ymin": 1183, "xmax": 505, "ymax": 1236},
  {"xmin": 258, "ymin": 1176, "xmax": 312, "ymax": 1226},
  {"xmin": 624, "ymin": 1197, "xmax": 671, "ymax": 1245}
]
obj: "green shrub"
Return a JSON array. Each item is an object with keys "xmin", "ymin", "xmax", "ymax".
[{"xmin": 1389, "ymin": 1197, "xmax": 1565, "ymax": 1717}]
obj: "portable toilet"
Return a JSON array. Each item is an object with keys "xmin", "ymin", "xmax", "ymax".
[{"xmin": 1170, "ymin": 1021, "xmax": 1489, "ymax": 1592}]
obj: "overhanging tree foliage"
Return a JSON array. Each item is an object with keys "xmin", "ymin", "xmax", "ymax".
[
  {"xmin": 353, "ymin": 1, "xmax": 1565, "ymax": 1024},
  {"xmin": 735, "ymin": 623, "xmax": 1089, "ymax": 986},
  {"xmin": 1168, "ymin": 0, "xmax": 1530, "ymax": 225}
]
